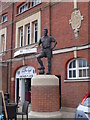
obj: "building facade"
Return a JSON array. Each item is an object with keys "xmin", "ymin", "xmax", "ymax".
[{"xmin": 0, "ymin": 1, "xmax": 90, "ymax": 108}]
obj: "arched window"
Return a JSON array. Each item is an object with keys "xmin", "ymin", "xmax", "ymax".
[{"xmin": 67, "ymin": 58, "xmax": 89, "ymax": 79}]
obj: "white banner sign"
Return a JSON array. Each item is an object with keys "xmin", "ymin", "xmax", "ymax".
[
  {"xmin": 16, "ymin": 66, "xmax": 36, "ymax": 78},
  {"xmin": 14, "ymin": 48, "xmax": 37, "ymax": 57}
]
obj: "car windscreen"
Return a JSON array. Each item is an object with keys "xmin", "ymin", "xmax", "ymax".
[{"xmin": 82, "ymin": 96, "xmax": 90, "ymax": 107}]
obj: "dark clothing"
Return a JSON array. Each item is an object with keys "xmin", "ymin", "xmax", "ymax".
[
  {"xmin": 38, "ymin": 36, "xmax": 56, "ymax": 50},
  {"xmin": 40, "ymin": 48, "xmax": 52, "ymax": 58}
]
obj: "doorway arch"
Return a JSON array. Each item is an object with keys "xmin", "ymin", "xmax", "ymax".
[{"xmin": 15, "ymin": 66, "xmax": 36, "ymax": 104}]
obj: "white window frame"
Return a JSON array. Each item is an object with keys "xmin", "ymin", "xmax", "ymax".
[
  {"xmin": 20, "ymin": 27, "xmax": 23, "ymax": 47},
  {"xmin": 19, "ymin": 3, "xmax": 28, "ymax": 14},
  {"xmin": 30, "ymin": 0, "xmax": 41, "ymax": 8},
  {"xmin": 26, "ymin": 25, "xmax": 30, "ymax": 45},
  {"xmin": 2, "ymin": 34, "xmax": 5, "ymax": 52},
  {"xmin": 1, "ymin": 34, "xmax": 5, "ymax": 52},
  {"xmin": 33, "ymin": 21, "xmax": 38, "ymax": 43},
  {"xmin": 67, "ymin": 58, "xmax": 89, "ymax": 79},
  {"xmin": 1, "ymin": 14, "xmax": 8, "ymax": 23}
]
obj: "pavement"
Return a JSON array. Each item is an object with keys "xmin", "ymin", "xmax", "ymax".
[{"xmin": 17, "ymin": 104, "xmax": 76, "ymax": 119}]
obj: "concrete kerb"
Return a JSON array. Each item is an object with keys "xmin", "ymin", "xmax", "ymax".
[
  {"xmin": 29, "ymin": 111, "xmax": 61, "ymax": 118},
  {"xmin": 17, "ymin": 104, "xmax": 75, "ymax": 118}
]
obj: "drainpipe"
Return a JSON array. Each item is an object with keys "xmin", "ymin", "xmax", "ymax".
[
  {"xmin": 4, "ymin": 61, "xmax": 9, "ymax": 103},
  {"xmin": 9, "ymin": 2, "xmax": 14, "ymax": 102}
]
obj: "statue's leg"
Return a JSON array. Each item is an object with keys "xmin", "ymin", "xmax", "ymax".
[{"xmin": 37, "ymin": 54, "xmax": 44, "ymax": 69}]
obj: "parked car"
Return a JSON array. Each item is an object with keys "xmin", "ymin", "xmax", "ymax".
[{"xmin": 75, "ymin": 92, "xmax": 90, "ymax": 120}]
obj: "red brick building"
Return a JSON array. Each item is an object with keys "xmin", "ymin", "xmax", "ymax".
[{"xmin": 0, "ymin": 1, "xmax": 90, "ymax": 108}]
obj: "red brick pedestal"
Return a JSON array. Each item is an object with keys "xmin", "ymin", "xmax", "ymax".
[{"xmin": 31, "ymin": 75, "xmax": 60, "ymax": 112}]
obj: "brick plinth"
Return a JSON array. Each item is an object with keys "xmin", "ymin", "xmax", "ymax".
[{"xmin": 31, "ymin": 75, "xmax": 60, "ymax": 112}]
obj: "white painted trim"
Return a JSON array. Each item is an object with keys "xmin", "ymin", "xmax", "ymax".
[
  {"xmin": 15, "ymin": 78, "xmax": 17, "ymax": 103},
  {"xmin": 2, "ymin": 35, "xmax": 5, "ymax": 52},
  {"xmin": 30, "ymin": 0, "xmax": 41, "ymax": 8},
  {"xmin": 0, "ymin": 28, "xmax": 7, "ymax": 53},
  {"xmin": 20, "ymin": 27, "xmax": 23, "ymax": 47},
  {"xmin": 14, "ymin": 48, "xmax": 37, "ymax": 57},
  {"xmin": 23, "ymin": 25, "xmax": 25, "ymax": 46},
  {"xmin": 1, "ymin": 14, "xmax": 8, "ymax": 23},
  {"xmin": 26, "ymin": 25, "xmax": 30, "ymax": 45},
  {"xmin": 5, "ymin": 28, "xmax": 7, "ymax": 51},
  {"xmin": 53, "ymin": 44, "xmax": 90, "ymax": 55},
  {"xmin": 2, "ymin": 44, "xmax": 90, "ymax": 62},
  {"xmin": 33, "ymin": 21, "xmax": 38, "ymax": 43},
  {"xmin": 64, "ymin": 79, "xmax": 90, "ymax": 82},
  {"xmin": 30, "ymin": 22, "xmax": 32, "ymax": 44},
  {"xmin": 18, "ymin": 3, "xmax": 28, "ymax": 14},
  {"xmin": 67, "ymin": 58, "xmax": 89, "ymax": 79}
]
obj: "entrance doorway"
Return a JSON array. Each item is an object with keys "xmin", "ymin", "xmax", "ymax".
[
  {"xmin": 16, "ymin": 78, "xmax": 31, "ymax": 104},
  {"xmin": 16, "ymin": 78, "xmax": 19, "ymax": 104},
  {"xmin": 25, "ymin": 78, "xmax": 31, "ymax": 103},
  {"xmin": 16, "ymin": 78, "xmax": 25, "ymax": 104},
  {"xmin": 15, "ymin": 66, "xmax": 36, "ymax": 104}
]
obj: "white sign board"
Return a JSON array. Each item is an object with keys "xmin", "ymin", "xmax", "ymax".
[
  {"xmin": 14, "ymin": 48, "xmax": 37, "ymax": 57},
  {"xmin": 16, "ymin": 66, "xmax": 36, "ymax": 78}
]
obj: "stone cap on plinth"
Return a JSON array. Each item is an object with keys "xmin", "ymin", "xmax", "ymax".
[{"xmin": 31, "ymin": 75, "xmax": 59, "ymax": 86}]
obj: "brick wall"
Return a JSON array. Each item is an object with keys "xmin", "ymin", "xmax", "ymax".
[
  {"xmin": 31, "ymin": 86, "xmax": 60, "ymax": 112},
  {"xmin": 0, "ymin": 65, "xmax": 7, "ymax": 93}
]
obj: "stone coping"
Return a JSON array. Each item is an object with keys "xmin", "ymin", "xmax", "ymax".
[{"xmin": 31, "ymin": 75, "xmax": 59, "ymax": 86}]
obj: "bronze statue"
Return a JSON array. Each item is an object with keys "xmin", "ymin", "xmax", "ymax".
[{"xmin": 37, "ymin": 28, "xmax": 57, "ymax": 74}]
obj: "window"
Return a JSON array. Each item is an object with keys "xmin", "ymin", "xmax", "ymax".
[
  {"xmin": 0, "ymin": 34, "xmax": 5, "ymax": 52},
  {"xmin": 19, "ymin": 27, "xmax": 23, "ymax": 47},
  {"xmin": 15, "ymin": 11, "xmax": 41, "ymax": 48},
  {"xmin": 26, "ymin": 25, "xmax": 30, "ymax": 45},
  {"xmin": 30, "ymin": 0, "xmax": 41, "ymax": 8},
  {"xmin": 67, "ymin": 59, "xmax": 89, "ymax": 79},
  {"xmin": 2, "ymin": 34, "xmax": 5, "ymax": 52},
  {"xmin": 0, "ymin": 28, "xmax": 7, "ymax": 53},
  {"xmin": 19, "ymin": 3, "xmax": 28, "ymax": 14},
  {"xmin": 18, "ymin": 21, "xmax": 38, "ymax": 47},
  {"xmin": 1, "ymin": 14, "xmax": 8, "ymax": 23},
  {"xmin": 34, "ymin": 21, "xmax": 38, "ymax": 43}
]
